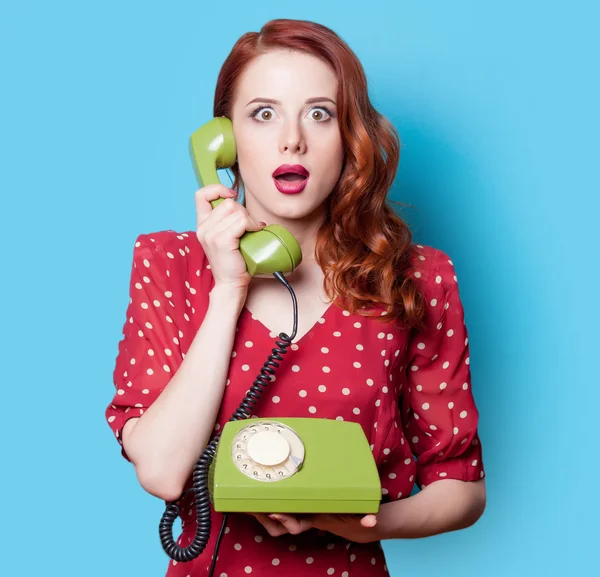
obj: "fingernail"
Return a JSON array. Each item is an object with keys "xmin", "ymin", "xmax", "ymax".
[{"xmin": 259, "ymin": 221, "xmax": 267, "ymax": 227}]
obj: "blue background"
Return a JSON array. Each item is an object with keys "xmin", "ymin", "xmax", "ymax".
[{"xmin": 1, "ymin": 1, "xmax": 598, "ymax": 575}]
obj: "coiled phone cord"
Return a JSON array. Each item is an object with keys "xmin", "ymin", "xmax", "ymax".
[{"xmin": 158, "ymin": 271, "xmax": 298, "ymax": 574}]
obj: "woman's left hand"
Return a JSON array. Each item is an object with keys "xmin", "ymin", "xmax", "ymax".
[{"xmin": 250, "ymin": 512, "xmax": 378, "ymax": 543}]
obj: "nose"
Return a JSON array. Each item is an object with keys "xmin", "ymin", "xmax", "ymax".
[{"xmin": 279, "ymin": 121, "xmax": 307, "ymax": 155}]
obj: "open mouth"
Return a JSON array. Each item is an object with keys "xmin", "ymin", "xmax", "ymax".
[
  {"xmin": 272, "ymin": 172, "xmax": 309, "ymax": 194},
  {"xmin": 274, "ymin": 173, "xmax": 307, "ymax": 183},
  {"xmin": 272, "ymin": 165, "xmax": 310, "ymax": 194}
]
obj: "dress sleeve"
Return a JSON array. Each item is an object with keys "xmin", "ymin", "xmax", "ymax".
[
  {"xmin": 105, "ymin": 233, "xmax": 183, "ymax": 462},
  {"xmin": 399, "ymin": 248, "xmax": 485, "ymax": 489}
]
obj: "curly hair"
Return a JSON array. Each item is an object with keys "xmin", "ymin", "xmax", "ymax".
[{"xmin": 213, "ymin": 19, "xmax": 426, "ymax": 330}]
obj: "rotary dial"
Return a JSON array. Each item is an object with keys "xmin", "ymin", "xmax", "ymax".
[{"xmin": 231, "ymin": 420, "xmax": 305, "ymax": 482}]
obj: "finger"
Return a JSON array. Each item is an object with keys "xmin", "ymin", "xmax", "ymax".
[
  {"xmin": 270, "ymin": 514, "xmax": 313, "ymax": 535},
  {"xmin": 203, "ymin": 210, "xmax": 265, "ymax": 248},
  {"xmin": 360, "ymin": 514, "xmax": 377, "ymax": 528},
  {"xmin": 252, "ymin": 513, "xmax": 289, "ymax": 537},
  {"xmin": 195, "ymin": 185, "xmax": 237, "ymax": 228}
]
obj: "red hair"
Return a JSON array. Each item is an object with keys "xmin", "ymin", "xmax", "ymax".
[{"xmin": 214, "ymin": 19, "xmax": 425, "ymax": 330}]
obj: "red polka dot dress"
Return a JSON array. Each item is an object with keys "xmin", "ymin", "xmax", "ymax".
[{"xmin": 106, "ymin": 230, "xmax": 485, "ymax": 577}]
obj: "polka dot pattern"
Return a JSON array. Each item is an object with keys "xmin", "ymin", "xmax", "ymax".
[{"xmin": 105, "ymin": 232, "xmax": 485, "ymax": 577}]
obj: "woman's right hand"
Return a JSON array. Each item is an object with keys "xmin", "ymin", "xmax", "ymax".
[{"xmin": 195, "ymin": 184, "xmax": 266, "ymax": 291}]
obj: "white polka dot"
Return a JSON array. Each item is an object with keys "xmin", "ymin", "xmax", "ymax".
[
  {"xmin": 448, "ymin": 401, "xmax": 454, "ymax": 409},
  {"xmin": 145, "ymin": 322, "xmax": 153, "ymax": 329},
  {"xmin": 141, "ymin": 302, "xmax": 149, "ymax": 309},
  {"xmin": 318, "ymin": 385, "xmax": 327, "ymax": 392},
  {"xmin": 321, "ymin": 347, "xmax": 329, "ymax": 353},
  {"xmin": 414, "ymin": 271, "xmax": 422, "ymax": 278},
  {"xmin": 439, "ymin": 472, "xmax": 447, "ymax": 477},
  {"xmin": 382, "ymin": 386, "xmax": 388, "ymax": 393},
  {"xmin": 411, "ymin": 365, "xmax": 419, "ymax": 371},
  {"xmin": 435, "ymin": 275, "xmax": 442, "ymax": 283},
  {"xmin": 466, "ymin": 357, "xmax": 470, "ymax": 365},
  {"xmin": 350, "ymin": 554, "xmax": 356, "ymax": 562},
  {"xmin": 430, "ymin": 424, "xmax": 437, "ymax": 430},
  {"xmin": 377, "ymin": 332, "xmax": 385, "ymax": 339},
  {"xmin": 404, "ymin": 458, "xmax": 412, "ymax": 465},
  {"xmin": 322, "ymin": 366, "xmax": 330, "ymax": 373},
  {"xmin": 353, "ymin": 322, "xmax": 361, "ymax": 328},
  {"xmin": 146, "ymin": 368, "xmax": 154, "ymax": 375},
  {"xmin": 371, "ymin": 557, "xmax": 376, "ymax": 565},
  {"xmin": 272, "ymin": 559, "xmax": 280, "ymax": 566},
  {"xmin": 462, "ymin": 382, "xmax": 469, "ymax": 390},
  {"xmin": 356, "ymin": 343, "xmax": 364, "ymax": 350},
  {"xmin": 447, "ymin": 329, "xmax": 454, "ymax": 337},
  {"xmin": 306, "ymin": 557, "xmax": 314, "ymax": 564},
  {"xmin": 272, "ymin": 396, "xmax": 280, "ymax": 403},
  {"xmin": 422, "ymin": 403, "xmax": 430, "ymax": 410},
  {"xmin": 292, "ymin": 365, "xmax": 300, "ymax": 372},
  {"xmin": 328, "ymin": 568, "xmax": 335, "ymax": 575},
  {"xmin": 241, "ymin": 364, "xmax": 250, "ymax": 371},
  {"xmin": 366, "ymin": 379, "xmax": 374, "ymax": 386},
  {"xmin": 163, "ymin": 365, "xmax": 170, "ymax": 372},
  {"xmin": 440, "ymin": 382, "xmax": 447, "ymax": 390},
  {"xmin": 245, "ymin": 341, "xmax": 253, "ymax": 348},
  {"xmin": 383, "ymin": 448, "xmax": 390, "ymax": 455},
  {"xmin": 460, "ymin": 410, "xmax": 468, "ymax": 418},
  {"xmin": 308, "ymin": 406, "xmax": 317, "ymax": 414},
  {"xmin": 299, "ymin": 390, "xmax": 307, "ymax": 397},
  {"xmin": 244, "ymin": 568, "xmax": 252, "ymax": 574},
  {"xmin": 417, "ymin": 342, "xmax": 425, "ymax": 350},
  {"xmin": 353, "ymin": 407, "xmax": 360, "ymax": 415},
  {"xmin": 234, "ymin": 543, "xmax": 242, "ymax": 550},
  {"xmin": 353, "ymin": 362, "xmax": 361, "ymax": 368},
  {"xmin": 142, "ymin": 388, "xmax": 149, "ymax": 395},
  {"xmin": 430, "ymin": 299, "xmax": 438, "ymax": 306},
  {"xmin": 288, "ymin": 544, "xmax": 296, "ymax": 550},
  {"xmin": 442, "ymin": 361, "xmax": 450, "ymax": 369},
  {"xmin": 254, "ymin": 535, "xmax": 263, "ymax": 543},
  {"xmin": 333, "ymin": 331, "xmax": 342, "ymax": 337},
  {"xmin": 472, "ymin": 459, "xmax": 478, "ymax": 466},
  {"xmin": 389, "ymin": 473, "xmax": 396, "ymax": 479},
  {"xmin": 453, "ymin": 427, "xmax": 459, "ymax": 434},
  {"xmin": 117, "ymin": 389, "xmax": 125, "ymax": 396}
]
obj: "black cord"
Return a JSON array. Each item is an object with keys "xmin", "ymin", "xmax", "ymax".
[{"xmin": 158, "ymin": 271, "xmax": 298, "ymax": 576}]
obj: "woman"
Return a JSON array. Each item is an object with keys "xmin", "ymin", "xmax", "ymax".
[{"xmin": 106, "ymin": 18, "xmax": 486, "ymax": 577}]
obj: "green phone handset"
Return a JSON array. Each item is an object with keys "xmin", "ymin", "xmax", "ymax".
[
  {"xmin": 188, "ymin": 116, "xmax": 302, "ymax": 276},
  {"xmin": 158, "ymin": 118, "xmax": 381, "ymax": 575}
]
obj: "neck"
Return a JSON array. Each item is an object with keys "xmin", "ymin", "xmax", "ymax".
[{"xmin": 243, "ymin": 193, "xmax": 328, "ymax": 273}]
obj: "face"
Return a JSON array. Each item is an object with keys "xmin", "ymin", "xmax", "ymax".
[{"xmin": 230, "ymin": 50, "xmax": 344, "ymax": 225}]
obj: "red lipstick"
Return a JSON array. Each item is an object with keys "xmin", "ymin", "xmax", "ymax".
[{"xmin": 272, "ymin": 164, "xmax": 310, "ymax": 195}]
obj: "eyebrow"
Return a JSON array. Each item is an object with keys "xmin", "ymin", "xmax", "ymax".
[{"xmin": 245, "ymin": 97, "xmax": 337, "ymax": 106}]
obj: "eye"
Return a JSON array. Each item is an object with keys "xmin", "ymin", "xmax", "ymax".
[
  {"xmin": 250, "ymin": 106, "xmax": 276, "ymax": 122},
  {"xmin": 307, "ymin": 106, "xmax": 333, "ymax": 122}
]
